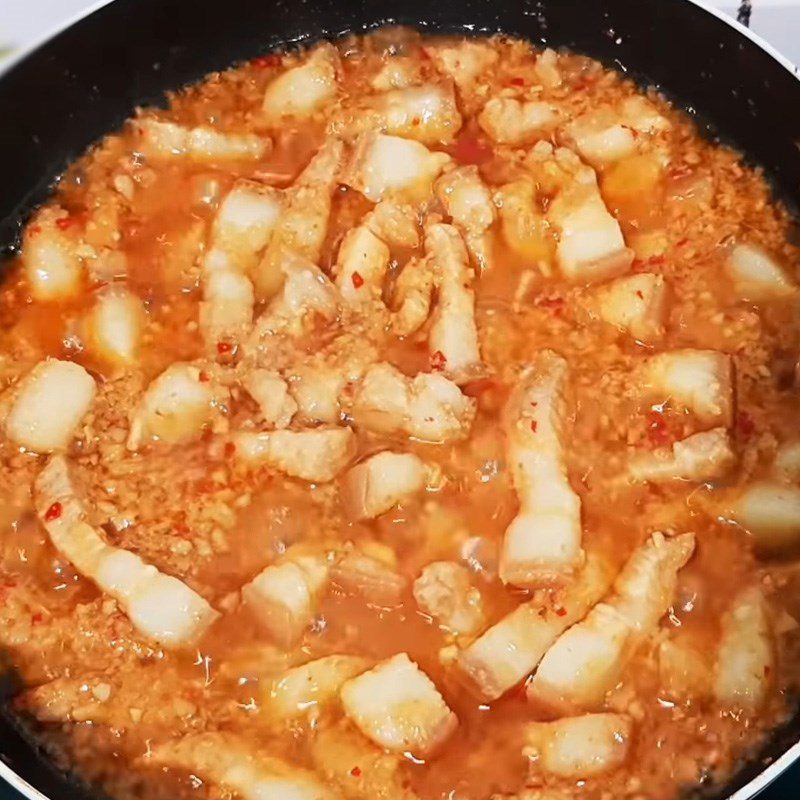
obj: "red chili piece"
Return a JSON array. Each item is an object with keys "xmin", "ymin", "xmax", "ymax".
[
  {"xmin": 224, "ymin": 442, "xmax": 237, "ymax": 459},
  {"xmin": 44, "ymin": 502, "xmax": 63, "ymax": 522},
  {"xmin": 351, "ymin": 271, "xmax": 364, "ymax": 289},
  {"xmin": 350, "ymin": 767, "xmax": 362, "ymax": 778},
  {"xmin": 530, "ymin": 420, "xmax": 538, "ymax": 433},
  {"xmin": 509, "ymin": 77, "xmax": 525, "ymax": 87},
  {"xmin": 737, "ymin": 411, "xmax": 756, "ymax": 439},
  {"xmin": 430, "ymin": 350, "xmax": 447, "ymax": 371},
  {"xmin": 646, "ymin": 410, "xmax": 670, "ymax": 447},
  {"xmin": 251, "ymin": 54, "xmax": 281, "ymax": 69},
  {"xmin": 199, "ymin": 371, "xmax": 211, "ymax": 383},
  {"xmin": 217, "ymin": 341, "xmax": 234, "ymax": 355},
  {"xmin": 56, "ymin": 216, "xmax": 78, "ymax": 231}
]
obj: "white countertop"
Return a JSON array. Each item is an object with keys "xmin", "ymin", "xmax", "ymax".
[{"xmin": 2, "ymin": 0, "xmax": 800, "ymax": 67}]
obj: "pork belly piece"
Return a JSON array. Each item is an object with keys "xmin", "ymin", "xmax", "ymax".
[
  {"xmin": 311, "ymin": 722, "xmax": 419, "ymax": 800},
  {"xmin": 242, "ymin": 554, "xmax": 330, "ymax": 648},
  {"xmin": 732, "ymin": 482, "xmax": 800, "ymax": 555},
  {"xmin": 340, "ymin": 653, "xmax": 457, "ymax": 756},
  {"xmin": 341, "ymin": 133, "xmax": 452, "ymax": 203},
  {"xmin": 425, "ymin": 40, "xmax": 499, "ymax": 93},
  {"xmin": 641, "ymin": 349, "xmax": 733, "ymax": 426},
  {"xmin": 352, "ymin": 363, "xmax": 476, "ymax": 443},
  {"xmin": 726, "ymin": 243, "xmax": 798, "ymax": 301},
  {"xmin": 527, "ymin": 533, "xmax": 695, "ymax": 712},
  {"xmin": 425, "ymin": 222, "xmax": 483, "ymax": 383},
  {"xmin": 241, "ymin": 369, "xmax": 297, "ymax": 428},
  {"xmin": 499, "ymin": 351, "xmax": 584, "ymax": 587},
  {"xmin": 563, "ymin": 96, "xmax": 669, "ymax": 167},
  {"xmin": 35, "ymin": 456, "xmax": 219, "ymax": 647},
  {"xmin": 330, "ymin": 548, "xmax": 408, "ymax": 606},
  {"xmin": 136, "ymin": 118, "xmax": 268, "ymax": 161},
  {"xmin": 434, "ymin": 166, "xmax": 496, "ymax": 272},
  {"xmin": 262, "ymin": 44, "xmax": 339, "ymax": 124},
  {"xmin": 478, "ymin": 98, "xmax": 560, "ymax": 146},
  {"xmin": 714, "ymin": 586, "xmax": 774, "ymax": 711},
  {"xmin": 457, "ymin": 553, "xmax": 611, "ymax": 700},
  {"xmin": 658, "ymin": 636, "xmax": 713, "ymax": 701},
  {"xmin": 534, "ymin": 48, "xmax": 563, "ymax": 88},
  {"xmin": 370, "ymin": 56, "xmax": 422, "ymax": 91},
  {"xmin": 413, "ymin": 561, "xmax": 485, "ymax": 637},
  {"xmin": 127, "ymin": 363, "xmax": 217, "ymax": 449},
  {"xmin": 391, "ymin": 256, "xmax": 436, "ymax": 336},
  {"xmin": 22, "ymin": 206, "xmax": 84, "ymax": 301},
  {"xmin": 594, "ymin": 272, "xmax": 667, "ymax": 342},
  {"xmin": 494, "ymin": 179, "xmax": 553, "ymax": 267},
  {"xmin": 337, "ymin": 83, "xmax": 463, "ymax": 145},
  {"xmin": 287, "ymin": 364, "xmax": 348, "ymax": 425},
  {"xmin": 203, "ymin": 179, "xmax": 284, "ymax": 274},
  {"xmin": 774, "ymin": 441, "xmax": 800, "ymax": 481},
  {"xmin": 253, "ymin": 252, "xmax": 341, "ymax": 338},
  {"xmin": 82, "ymin": 286, "xmax": 146, "ymax": 368},
  {"xmin": 231, "ymin": 427, "xmax": 356, "ymax": 482},
  {"xmin": 523, "ymin": 713, "xmax": 632, "ymax": 778},
  {"xmin": 628, "ymin": 428, "xmax": 736, "ymax": 484},
  {"xmin": 255, "ymin": 137, "xmax": 343, "ymax": 298},
  {"xmin": 264, "ymin": 655, "xmax": 370, "ymax": 720},
  {"xmin": 546, "ymin": 151, "xmax": 633, "ymax": 283},
  {"xmin": 199, "ymin": 269, "xmax": 255, "ymax": 353},
  {"xmin": 335, "ymin": 225, "xmax": 391, "ymax": 306},
  {"xmin": 3, "ymin": 359, "xmax": 96, "ymax": 453},
  {"xmin": 148, "ymin": 732, "xmax": 340, "ymax": 800},
  {"xmin": 363, "ymin": 199, "xmax": 420, "ymax": 250},
  {"xmin": 342, "ymin": 451, "xmax": 428, "ymax": 520}
]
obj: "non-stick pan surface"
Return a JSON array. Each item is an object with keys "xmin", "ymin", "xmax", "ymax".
[{"xmin": 1, "ymin": 0, "xmax": 799, "ymax": 798}]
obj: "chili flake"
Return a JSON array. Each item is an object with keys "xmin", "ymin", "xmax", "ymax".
[
  {"xmin": 44, "ymin": 502, "xmax": 63, "ymax": 522},
  {"xmin": 350, "ymin": 767, "xmax": 362, "ymax": 778},
  {"xmin": 530, "ymin": 420, "xmax": 538, "ymax": 433},
  {"xmin": 217, "ymin": 341, "xmax": 234, "ymax": 355},
  {"xmin": 351, "ymin": 271, "xmax": 364, "ymax": 289},
  {"xmin": 224, "ymin": 442, "xmax": 237, "ymax": 459},
  {"xmin": 737, "ymin": 411, "xmax": 756, "ymax": 439},
  {"xmin": 430, "ymin": 350, "xmax": 447, "ymax": 371},
  {"xmin": 509, "ymin": 77, "xmax": 525, "ymax": 87}
]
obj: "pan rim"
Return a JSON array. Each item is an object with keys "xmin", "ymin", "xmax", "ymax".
[{"xmin": 0, "ymin": 0, "xmax": 799, "ymax": 799}]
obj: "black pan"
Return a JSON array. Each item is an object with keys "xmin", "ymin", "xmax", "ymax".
[{"xmin": 0, "ymin": 0, "xmax": 799, "ymax": 798}]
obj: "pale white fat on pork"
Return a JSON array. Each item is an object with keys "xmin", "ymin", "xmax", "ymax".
[
  {"xmin": 35, "ymin": 456, "xmax": 219, "ymax": 647},
  {"xmin": 22, "ymin": 206, "xmax": 84, "ymax": 301},
  {"xmin": 714, "ymin": 586, "xmax": 774, "ymax": 711},
  {"xmin": 342, "ymin": 451, "xmax": 428, "ymax": 520},
  {"xmin": 413, "ymin": 561, "xmax": 485, "ymax": 637},
  {"xmin": 287, "ymin": 364, "xmax": 347, "ymax": 425},
  {"xmin": 547, "ymin": 154, "xmax": 633, "ymax": 283},
  {"xmin": 82, "ymin": 286, "xmax": 146, "ymax": 367},
  {"xmin": 127, "ymin": 363, "xmax": 217, "ymax": 449},
  {"xmin": 725, "ymin": 243, "xmax": 798, "ymax": 301},
  {"xmin": 199, "ymin": 269, "xmax": 255, "ymax": 352},
  {"xmin": 627, "ymin": 428, "xmax": 736, "ymax": 484},
  {"xmin": 478, "ymin": 98, "xmax": 560, "ymax": 146},
  {"xmin": 262, "ymin": 44, "xmax": 339, "ymax": 124},
  {"xmin": 203, "ymin": 179, "xmax": 283, "ymax": 274},
  {"xmin": 352, "ymin": 362, "xmax": 476, "ymax": 443},
  {"xmin": 425, "ymin": 222, "xmax": 483, "ymax": 383},
  {"xmin": 731, "ymin": 482, "xmax": 800, "ymax": 555},
  {"xmin": 241, "ymin": 369, "xmax": 297, "ymax": 428},
  {"xmin": 135, "ymin": 118, "xmax": 268, "ymax": 161},
  {"xmin": 231, "ymin": 427, "xmax": 356, "ymax": 482},
  {"xmin": 340, "ymin": 653, "xmax": 457, "ymax": 756},
  {"xmin": 642, "ymin": 349, "xmax": 733, "ymax": 425},
  {"xmin": 595, "ymin": 272, "xmax": 666, "ymax": 342},
  {"xmin": 434, "ymin": 166, "xmax": 496, "ymax": 272},
  {"xmin": 527, "ymin": 533, "xmax": 695, "ymax": 712},
  {"xmin": 425, "ymin": 40, "xmax": 498, "ymax": 92},
  {"xmin": 241, "ymin": 554, "xmax": 330, "ymax": 648},
  {"xmin": 147, "ymin": 732, "xmax": 340, "ymax": 800},
  {"xmin": 335, "ymin": 225, "xmax": 391, "ymax": 305},
  {"xmin": 523, "ymin": 714, "xmax": 632, "ymax": 778},
  {"xmin": 4, "ymin": 359, "xmax": 96, "ymax": 453},
  {"xmin": 457, "ymin": 553, "xmax": 611, "ymax": 700},
  {"xmin": 254, "ymin": 138, "xmax": 343, "ymax": 299},
  {"xmin": 341, "ymin": 133, "xmax": 452, "ymax": 203},
  {"xmin": 499, "ymin": 351, "xmax": 584, "ymax": 587},
  {"xmin": 263, "ymin": 655, "xmax": 371, "ymax": 721},
  {"xmin": 391, "ymin": 256, "xmax": 435, "ymax": 336}
]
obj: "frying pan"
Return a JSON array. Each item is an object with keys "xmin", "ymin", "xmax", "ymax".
[{"xmin": 1, "ymin": 0, "xmax": 799, "ymax": 797}]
